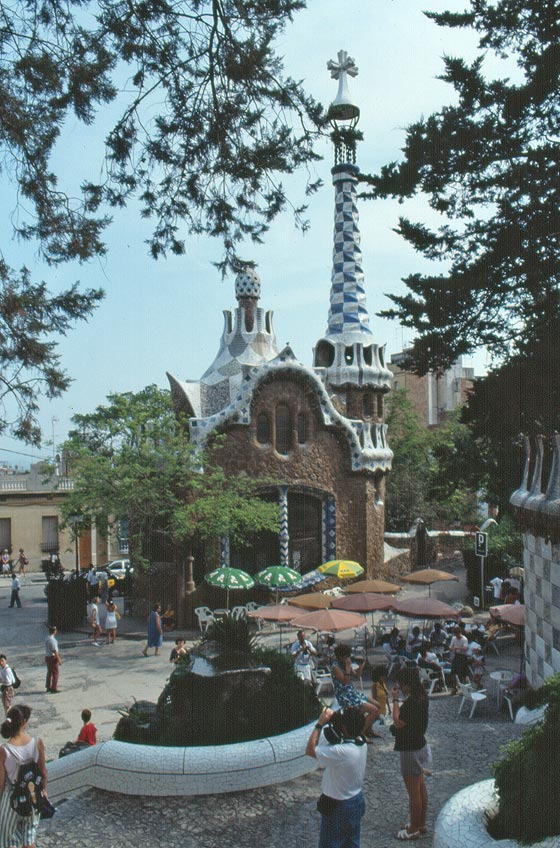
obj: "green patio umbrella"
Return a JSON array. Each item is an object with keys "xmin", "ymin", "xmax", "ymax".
[
  {"xmin": 205, "ymin": 566, "xmax": 254, "ymax": 609},
  {"xmin": 254, "ymin": 565, "xmax": 301, "ymax": 602}
]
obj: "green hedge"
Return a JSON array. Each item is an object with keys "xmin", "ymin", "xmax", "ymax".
[{"xmin": 488, "ymin": 674, "xmax": 560, "ymax": 843}]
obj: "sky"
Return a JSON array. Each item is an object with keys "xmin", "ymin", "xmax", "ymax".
[{"xmin": 0, "ymin": 0, "xmax": 491, "ymax": 468}]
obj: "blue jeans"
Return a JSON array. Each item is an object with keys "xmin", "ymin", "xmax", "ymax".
[{"xmin": 319, "ymin": 791, "xmax": 365, "ymax": 848}]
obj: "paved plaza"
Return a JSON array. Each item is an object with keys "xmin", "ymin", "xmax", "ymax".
[{"xmin": 0, "ymin": 573, "xmax": 524, "ymax": 847}]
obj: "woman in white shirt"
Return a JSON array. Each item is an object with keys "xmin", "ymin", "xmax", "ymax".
[{"xmin": 0, "ymin": 704, "xmax": 48, "ymax": 848}]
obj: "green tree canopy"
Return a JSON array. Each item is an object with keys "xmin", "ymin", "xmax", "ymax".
[
  {"xmin": 60, "ymin": 385, "xmax": 279, "ymax": 565},
  {"xmin": 385, "ymin": 389, "xmax": 479, "ymax": 531},
  {"xmin": 461, "ymin": 310, "xmax": 560, "ymax": 512},
  {"xmin": 363, "ymin": 1, "xmax": 560, "ymax": 373},
  {"xmin": 0, "ymin": 0, "xmax": 322, "ymax": 442},
  {"xmin": 0, "ymin": 261, "xmax": 103, "ymax": 443},
  {"xmin": 1, "ymin": 0, "xmax": 322, "ymax": 271}
]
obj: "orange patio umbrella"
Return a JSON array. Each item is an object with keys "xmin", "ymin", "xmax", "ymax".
[
  {"xmin": 246, "ymin": 604, "xmax": 302, "ymax": 622},
  {"xmin": 490, "ymin": 604, "xmax": 526, "ymax": 627},
  {"xmin": 346, "ymin": 579, "xmax": 402, "ymax": 595},
  {"xmin": 391, "ymin": 597, "xmax": 460, "ymax": 619},
  {"xmin": 289, "ymin": 593, "xmax": 333, "ymax": 610},
  {"xmin": 289, "ymin": 608, "xmax": 367, "ymax": 632},
  {"xmin": 332, "ymin": 593, "xmax": 394, "ymax": 613},
  {"xmin": 400, "ymin": 568, "xmax": 458, "ymax": 597}
]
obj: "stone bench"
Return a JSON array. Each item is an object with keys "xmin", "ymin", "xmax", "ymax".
[{"xmin": 47, "ymin": 722, "xmax": 318, "ymax": 799}]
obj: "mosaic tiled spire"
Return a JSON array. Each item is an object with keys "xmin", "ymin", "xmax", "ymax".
[
  {"xmin": 326, "ymin": 163, "xmax": 372, "ymax": 344},
  {"xmin": 313, "ymin": 50, "xmax": 392, "ymax": 391}
]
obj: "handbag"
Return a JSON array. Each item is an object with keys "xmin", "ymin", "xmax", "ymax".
[
  {"xmin": 317, "ymin": 794, "xmax": 339, "ymax": 816},
  {"xmin": 39, "ymin": 796, "xmax": 56, "ymax": 819},
  {"xmin": 12, "ymin": 668, "xmax": 21, "ymax": 689}
]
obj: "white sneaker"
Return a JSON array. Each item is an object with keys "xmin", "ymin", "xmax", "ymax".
[{"xmin": 93, "ymin": 642, "xmax": 101, "ymax": 647}]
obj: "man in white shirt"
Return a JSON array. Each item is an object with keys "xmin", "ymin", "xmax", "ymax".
[
  {"xmin": 0, "ymin": 654, "xmax": 15, "ymax": 714},
  {"xmin": 290, "ymin": 630, "xmax": 317, "ymax": 682},
  {"xmin": 9, "ymin": 573, "xmax": 21, "ymax": 608},
  {"xmin": 306, "ymin": 706, "xmax": 367, "ymax": 848},
  {"xmin": 490, "ymin": 576, "xmax": 503, "ymax": 603},
  {"xmin": 45, "ymin": 625, "xmax": 63, "ymax": 693}
]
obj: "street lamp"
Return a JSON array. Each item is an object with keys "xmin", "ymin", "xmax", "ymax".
[{"xmin": 68, "ymin": 514, "xmax": 83, "ymax": 576}]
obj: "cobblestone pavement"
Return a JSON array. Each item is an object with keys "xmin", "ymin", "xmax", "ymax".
[
  {"xmin": 1, "ymin": 572, "xmax": 526, "ymax": 847},
  {"xmin": 39, "ymin": 660, "xmax": 524, "ymax": 848}
]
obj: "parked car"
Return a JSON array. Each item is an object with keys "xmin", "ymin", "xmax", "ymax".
[
  {"xmin": 103, "ymin": 559, "xmax": 133, "ymax": 595},
  {"xmin": 95, "ymin": 566, "xmax": 116, "ymax": 594}
]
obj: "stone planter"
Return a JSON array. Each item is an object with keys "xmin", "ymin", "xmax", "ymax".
[
  {"xmin": 434, "ymin": 779, "xmax": 560, "ymax": 848},
  {"xmin": 47, "ymin": 721, "xmax": 318, "ymax": 800}
]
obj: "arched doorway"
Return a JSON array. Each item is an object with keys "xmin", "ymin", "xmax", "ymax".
[{"xmin": 288, "ymin": 491, "xmax": 322, "ymax": 573}]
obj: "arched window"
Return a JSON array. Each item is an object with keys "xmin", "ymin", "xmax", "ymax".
[
  {"xmin": 297, "ymin": 412, "xmax": 307, "ymax": 444},
  {"xmin": 256, "ymin": 413, "xmax": 270, "ymax": 444},
  {"xmin": 275, "ymin": 404, "xmax": 291, "ymax": 454},
  {"xmin": 363, "ymin": 393, "xmax": 374, "ymax": 418},
  {"xmin": 377, "ymin": 394, "xmax": 383, "ymax": 418}
]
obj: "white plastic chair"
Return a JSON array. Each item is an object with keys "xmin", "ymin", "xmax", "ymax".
[
  {"xmin": 245, "ymin": 601, "xmax": 260, "ymax": 612},
  {"xmin": 231, "ymin": 606, "xmax": 247, "ymax": 620},
  {"xmin": 419, "ymin": 666, "xmax": 446, "ymax": 696},
  {"xmin": 194, "ymin": 606, "xmax": 215, "ymax": 632},
  {"xmin": 312, "ymin": 668, "xmax": 333, "ymax": 699},
  {"xmin": 457, "ymin": 680, "xmax": 488, "ymax": 718}
]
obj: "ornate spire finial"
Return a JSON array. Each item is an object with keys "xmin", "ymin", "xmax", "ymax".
[{"xmin": 327, "ymin": 50, "xmax": 360, "ymax": 164}]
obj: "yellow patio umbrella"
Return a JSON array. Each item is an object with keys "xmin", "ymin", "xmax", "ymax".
[
  {"xmin": 346, "ymin": 578, "xmax": 402, "ymax": 594},
  {"xmin": 318, "ymin": 560, "xmax": 364, "ymax": 579},
  {"xmin": 400, "ymin": 568, "xmax": 458, "ymax": 597},
  {"xmin": 289, "ymin": 593, "xmax": 333, "ymax": 610}
]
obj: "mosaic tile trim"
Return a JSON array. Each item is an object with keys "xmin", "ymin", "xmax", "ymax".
[
  {"xmin": 188, "ymin": 347, "xmax": 393, "ymax": 474},
  {"xmin": 279, "ymin": 485, "xmax": 289, "ymax": 567},
  {"xmin": 434, "ymin": 779, "xmax": 560, "ymax": 847},
  {"xmin": 325, "ymin": 494, "xmax": 337, "ymax": 560},
  {"xmin": 47, "ymin": 724, "xmax": 319, "ymax": 800}
]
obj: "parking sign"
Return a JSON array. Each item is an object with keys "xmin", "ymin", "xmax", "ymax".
[{"xmin": 475, "ymin": 532, "xmax": 488, "ymax": 557}]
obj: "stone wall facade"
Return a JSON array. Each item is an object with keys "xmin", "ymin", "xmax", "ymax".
[
  {"xmin": 510, "ymin": 434, "xmax": 560, "ymax": 688},
  {"xmin": 212, "ymin": 373, "xmax": 386, "ymax": 576},
  {"xmin": 521, "ymin": 533, "xmax": 560, "ymax": 687}
]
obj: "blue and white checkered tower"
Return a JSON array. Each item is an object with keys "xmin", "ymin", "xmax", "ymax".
[{"xmin": 313, "ymin": 51, "xmax": 392, "ymax": 394}]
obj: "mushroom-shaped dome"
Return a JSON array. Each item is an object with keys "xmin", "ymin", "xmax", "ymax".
[{"xmin": 235, "ymin": 268, "xmax": 261, "ymax": 300}]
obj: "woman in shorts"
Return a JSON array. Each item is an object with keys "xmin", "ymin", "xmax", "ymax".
[{"xmin": 391, "ymin": 666, "xmax": 430, "ymax": 840}]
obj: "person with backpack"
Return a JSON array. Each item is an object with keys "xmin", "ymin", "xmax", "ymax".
[
  {"xmin": 0, "ymin": 704, "xmax": 48, "ymax": 848},
  {"xmin": 0, "ymin": 656, "xmax": 16, "ymax": 715}
]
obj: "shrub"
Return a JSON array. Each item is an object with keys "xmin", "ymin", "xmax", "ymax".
[
  {"xmin": 115, "ymin": 621, "xmax": 321, "ymax": 746},
  {"xmin": 202, "ymin": 615, "xmax": 259, "ymax": 661},
  {"xmin": 488, "ymin": 674, "xmax": 560, "ymax": 843}
]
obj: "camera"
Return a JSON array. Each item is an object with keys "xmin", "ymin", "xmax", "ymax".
[{"xmin": 322, "ymin": 708, "xmax": 366, "ymax": 745}]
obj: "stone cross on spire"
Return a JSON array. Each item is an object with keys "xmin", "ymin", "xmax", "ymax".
[{"xmin": 327, "ymin": 50, "xmax": 358, "ymax": 84}]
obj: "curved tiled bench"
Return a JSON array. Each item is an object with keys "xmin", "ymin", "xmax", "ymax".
[
  {"xmin": 47, "ymin": 722, "xmax": 318, "ymax": 799},
  {"xmin": 434, "ymin": 780, "xmax": 560, "ymax": 848}
]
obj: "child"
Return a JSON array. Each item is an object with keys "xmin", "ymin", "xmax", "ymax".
[
  {"xmin": 468, "ymin": 643, "xmax": 486, "ymax": 689},
  {"xmin": 77, "ymin": 708, "xmax": 97, "ymax": 745},
  {"xmin": 370, "ymin": 666, "xmax": 390, "ymax": 720},
  {"xmin": 169, "ymin": 637, "xmax": 189, "ymax": 663}
]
